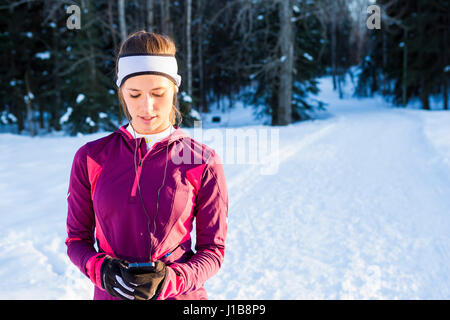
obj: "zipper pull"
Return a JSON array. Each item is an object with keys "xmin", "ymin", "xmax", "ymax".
[{"xmin": 138, "ymin": 158, "xmax": 143, "ymax": 167}]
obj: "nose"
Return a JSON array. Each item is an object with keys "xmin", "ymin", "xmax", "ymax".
[{"xmin": 141, "ymin": 93, "xmax": 155, "ymax": 114}]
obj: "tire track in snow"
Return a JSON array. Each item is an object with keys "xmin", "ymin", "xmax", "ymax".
[
  {"xmin": 291, "ymin": 111, "xmax": 450, "ymax": 299},
  {"xmin": 225, "ymin": 122, "xmax": 339, "ymax": 242},
  {"xmin": 209, "ymin": 110, "xmax": 450, "ymax": 299},
  {"xmin": 227, "ymin": 122, "xmax": 339, "ymax": 204},
  {"xmin": 208, "ymin": 121, "xmax": 340, "ymax": 299}
]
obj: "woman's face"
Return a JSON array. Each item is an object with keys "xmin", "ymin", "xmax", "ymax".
[{"xmin": 121, "ymin": 74, "xmax": 177, "ymax": 134}]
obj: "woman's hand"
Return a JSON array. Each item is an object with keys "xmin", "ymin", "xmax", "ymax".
[
  {"xmin": 100, "ymin": 256, "xmax": 138, "ymax": 300},
  {"xmin": 121, "ymin": 260, "xmax": 168, "ymax": 300}
]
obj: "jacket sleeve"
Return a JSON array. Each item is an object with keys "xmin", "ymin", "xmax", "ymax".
[
  {"xmin": 65, "ymin": 145, "xmax": 99, "ymax": 279},
  {"xmin": 158, "ymin": 149, "xmax": 229, "ymax": 299}
]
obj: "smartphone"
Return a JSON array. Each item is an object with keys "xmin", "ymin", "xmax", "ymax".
[{"xmin": 127, "ymin": 262, "xmax": 156, "ymax": 274}]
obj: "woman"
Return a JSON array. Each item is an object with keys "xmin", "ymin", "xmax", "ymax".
[{"xmin": 65, "ymin": 31, "xmax": 228, "ymax": 300}]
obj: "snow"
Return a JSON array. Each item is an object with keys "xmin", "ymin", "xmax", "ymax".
[
  {"xmin": 189, "ymin": 108, "xmax": 201, "ymax": 121},
  {"xmin": 201, "ymin": 98, "xmax": 269, "ymax": 128},
  {"xmin": 303, "ymin": 52, "xmax": 314, "ymax": 61},
  {"xmin": 76, "ymin": 94, "xmax": 85, "ymax": 104},
  {"xmin": 85, "ymin": 117, "xmax": 95, "ymax": 127},
  {"xmin": 35, "ymin": 52, "xmax": 51, "ymax": 60},
  {"xmin": 8, "ymin": 113, "xmax": 17, "ymax": 123},
  {"xmin": 1, "ymin": 77, "xmax": 449, "ymax": 299},
  {"xmin": 59, "ymin": 107, "xmax": 73, "ymax": 125},
  {"xmin": 24, "ymin": 92, "xmax": 34, "ymax": 103},
  {"xmin": 0, "ymin": 112, "xmax": 7, "ymax": 125},
  {"xmin": 181, "ymin": 91, "xmax": 193, "ymax": 103}
]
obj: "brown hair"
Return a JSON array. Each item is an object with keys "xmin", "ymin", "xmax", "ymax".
[{"xmin": 116, "ymin": 30, "xmax": 182, "ymax": 126}]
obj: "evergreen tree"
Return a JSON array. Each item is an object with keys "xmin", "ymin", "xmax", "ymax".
[
  {"xmin": 356, "ymin": 0, "xmax": 450, "ymax": 110},
  {"xmin": 4, "ymin": 1, "xmax": 446, "ymax": 136},
  {"xmin": 215, "ymin": 0, "xmax": 326, "ymax": 124},
  {"xmin": 60, "ymin": 1, "xmax": 121, "ymax": 135},
  {"xmin": 0, "ymin": 0, "xmax": 49, "ymax": 134}
]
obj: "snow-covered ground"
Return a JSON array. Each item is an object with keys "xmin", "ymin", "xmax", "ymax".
[{"xmin": 0, "ymin": 77, "xmax": 449, "ymax": 299}]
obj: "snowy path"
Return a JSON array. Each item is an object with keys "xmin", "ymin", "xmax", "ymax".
[
  {"xmin": 1, "ymin": 84, "xmax": 449, "ymax": 299},
  {"xmin": 207, "ymin": 107, "xmax": 450, "ymax": 299}
]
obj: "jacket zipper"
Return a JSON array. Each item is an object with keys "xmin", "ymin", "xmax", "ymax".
[
  {"xmin": 129, "ymin": 137, "xmax": 182, "ymax": 262},
  {"xmin": 130, "ymin": 141, "xmax": 170, "ymax": 197},
  {"xmin": 131, "ymin": 146, "xmax": 143, "ymax": 197},
  {"xmin": 153, "ymin": 244, "xmax": 181, "ymax": 262}
]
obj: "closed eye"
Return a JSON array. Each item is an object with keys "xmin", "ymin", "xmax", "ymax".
[{"xmin": 129, "ymin": 92, "xmax": 165, "ymax": 98}]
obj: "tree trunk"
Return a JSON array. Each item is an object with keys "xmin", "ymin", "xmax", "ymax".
[
  {"xmin": 82, "ymin": 0, "xmax": 96, "ymax": 82},
  {"xmin": 382, "ymin": 29, "xmax": 388, "ymax": 92},
  {"xmin": 139, "ymin": 0, "xmax": 145, "ymax": 30},
  {"xmin": 417, "ymin": 1, "xmax": 429, "ymax": 110},
  {"xmin": 186, "ymin": 0, "xmax": 192, "ymax": 100},
  {"xmin": 338, "ymin": 72, "xmax": 343, "ymax": 99},
  {"xmin": 38, "ymin": 102, "xmax": 44, "ymax": 130},
  {"xmin": 270, "ymin": 81, "xmax": 279, "ymax": 126},
  {"xmin": 146, "ymin": 0, "xmax": 154, "ymax": 32},
  {"xmin": 420, "ymin": 76, "xmax": 430, "ymax": 110},
  {"xmin": 24, "ymin": 71, "xmax": 36, "ymax": 136},
  {"xmin": 331, "ymin": 11, "xmax": 337, "ymax": 90},
  {"xmin": 382, "ymin": 29, "xmax": 388, "ymax": 69},
  {"xmin": 118, "ymin": 0, "xmax": 127, "ymax": 43},
  {"xmin": 443, "ymin": 80, "xmax": 448, "ymax": 110},
  {"xmin": 443, "ymin": 12, "xmax": 448, "ymax": 110},
  {"xmin": 51, "ymin": 16, "xmax": 62, "ymax": 131},
  {"xmin": 160, "ymin": 0, "xmax": 172, "ymax": 37},
  {"xmin": 277, "ymin": 0, "xmax": 293, "ymax": 125},
  {"xmin": 107, "ymin": 0, "xmax": 118, "ymax": 53},
  {"xmin": 14, "ymin": 102, "xmax": 24, "ymax": 134},
  {"xmin": 402, "ymin": 28, "xmax": 408, "ymax": 107},
  {"xmin": 197, "ymin": 0, "xmax": 206, "ymax": 113}
]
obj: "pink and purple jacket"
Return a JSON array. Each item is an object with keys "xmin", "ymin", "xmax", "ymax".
[{"xmin": 65, "ymin": 124, "xmax": 228, "ymax": 300}]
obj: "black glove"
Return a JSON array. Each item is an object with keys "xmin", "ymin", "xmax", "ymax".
[
  {"xmin": 121, "ymin": 260, "xmax": 168, "ymax": 300},
  {"xmin": 100, "ymin": 255, "xmax": 138, "ymax": 300}
]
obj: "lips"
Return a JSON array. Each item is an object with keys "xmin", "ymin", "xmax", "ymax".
[{"xmin": 139, "ymin": 116, "xmax": 157, "ymax": 123}]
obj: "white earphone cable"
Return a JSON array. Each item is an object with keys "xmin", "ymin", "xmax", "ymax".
[{"xmin": 130, "ymin": 120, "xmax": 170, "ymax": 262}]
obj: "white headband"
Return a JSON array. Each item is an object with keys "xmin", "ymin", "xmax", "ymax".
[{"xmin": 116, "ymin": 54, "xmax": 182, "ymax": 88}]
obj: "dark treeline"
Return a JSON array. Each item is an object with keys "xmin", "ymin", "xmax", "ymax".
[
  {"xmin": 0, "ymin": 0, "xmax": 448, "ymax": 136},
  {"xmin": 356, "ymin": 0, "xmax": 449, "ymax": 110}
]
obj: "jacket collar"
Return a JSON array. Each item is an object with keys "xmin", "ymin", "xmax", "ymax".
[{"xmin": 116, "ymin": 123, "xmax": 189, "ymax": 151}]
